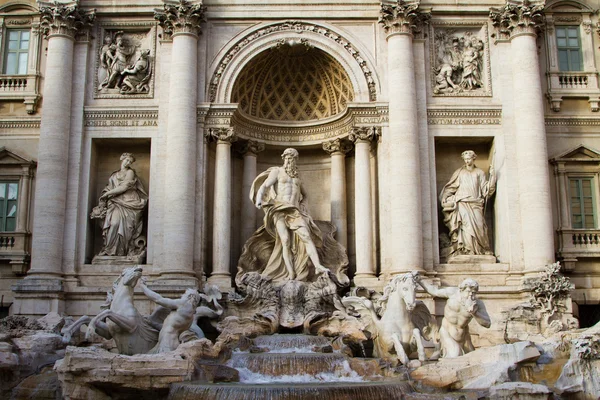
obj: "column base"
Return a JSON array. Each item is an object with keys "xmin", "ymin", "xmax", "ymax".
[
  {"xmin": 11, "ymin": 277, "xmax": 65, "ymax": 317},
  {"xmin": 207, "ymin": 274, "xmax": 232, "ymax": 291},
  {"xmin": 353, "ymin": 274, "xmax": 381, "ymax": 289}
]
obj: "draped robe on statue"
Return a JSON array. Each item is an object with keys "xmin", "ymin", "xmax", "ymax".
[
  {"xmin": 440, "ymin": 166, "xmax": 494, "ymax": 256},
  {"xmin": 236, "ymin": 167, "xmax": 348, "ymax": 285}
]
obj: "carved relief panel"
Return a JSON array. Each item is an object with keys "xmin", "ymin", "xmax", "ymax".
[
  {"xmin": 430, "ymin": 22, "xmax": 491, "ymax": 97},
  {"xmin": 94, "ymin": 23, "xmax": 156, "ymax": 99}
]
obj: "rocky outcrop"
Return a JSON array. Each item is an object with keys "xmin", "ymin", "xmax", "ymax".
[{"xmin": 410, "ymin": 341, "xmax": 540, "ymax": 390}]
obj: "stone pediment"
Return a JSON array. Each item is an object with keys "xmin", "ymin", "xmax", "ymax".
[
  {"xmin": 0, "ymin": 147, "xmax": 36, "ymax": 166},
  {"xmin": 551, "ymin": 144, "xmax": 600, "ymax": 163},
  {"xmin": 545, "ymin": 0, "xmax": 594, "ymax": 13}
]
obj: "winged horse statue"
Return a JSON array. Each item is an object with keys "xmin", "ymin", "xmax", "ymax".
[{"xmin": 342, "ymin": 271, "xmax": 438, "ymax": 366}]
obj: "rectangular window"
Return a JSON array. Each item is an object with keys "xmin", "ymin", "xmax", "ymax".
[
  {"xmin": 570, "ymin": 177, "xmax": 595, "ymax": 229},
  {"xmin": 0, "ymin": 182, "xmax": 18, "ymax": 231},
  {"xmin": 3, "ymin": 29, "xmax": 29, "ymax": 75},
  {"xmin": 556, "ymin": 26, "xmax": 582, "ymax": 72}
]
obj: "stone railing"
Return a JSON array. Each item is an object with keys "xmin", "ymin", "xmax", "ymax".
[
  {"xmin": 558, "ymin": 228, "xmax": 600, "ymax": 260},
  {"xmin": 0, "ymin": 74, "xmax": 40, "ymax": 114},
  {"xmin": 546, "ymin": 71, "xmax": 600, "ymax": 112},
  {"xmin": 0, "ymin": 231, "xmax": 31, "ymax": 274}
]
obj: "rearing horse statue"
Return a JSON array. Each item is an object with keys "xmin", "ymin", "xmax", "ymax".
[
  {"xmin": 63, "ymin": 266, "xmax": 163, "ymax": 355},
  {"xmin": 342, "ymin": 271, "xmax": 437, "ymax": 365}
]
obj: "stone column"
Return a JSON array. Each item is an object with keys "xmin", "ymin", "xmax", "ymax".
[
  {"xmin": 25, "ymin": 4, "xmax": 95, "ymax": 282},
  {"xmin": 491, "ymin": 2, "xmax": 554, "ymax": 274},
  {"xmin": 379, "ymin": 1, "xmax": 429, "ymax": 274},
  {"xmin": 322, "ymin": 138, "xmax": 352, "ymax": 249},
  {"xmin": 155, "ymin": 1, "xmax": 205, "ymax": 284},
  {"xmin": 349, "ymin": 128, "xmax": 379, "ymax": 284},
  {"xmin": 207, "ymin": 128, "xmax": 237, "ymax": 289},
  {"xmin": 16, "ymin": 165, "xmax": 33, "ymax": 232},
  {"xmin": 239, "ymin": 140, "xmax": 265, "ymax": 244}
]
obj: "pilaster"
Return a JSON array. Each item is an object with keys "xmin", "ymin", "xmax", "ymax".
[{"xmin": 238, "ymin": 140, "xmax": 265, "ymax": 245}]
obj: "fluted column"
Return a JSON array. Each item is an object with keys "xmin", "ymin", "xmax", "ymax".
[
  {"xmin": 207, "ymin": 128, "xmax": 237, "ymax": 289},
  {"xmin": 323, "ymin": 138, "xmax": 352, "ymax": 248},
  {"xmin": 239, "ymin": 140, "xmax": 265, "ymax": 244},
  {"xmin": 349, "ymin": 128, "xmax": 379, "ymax": 283},
  {"xmin": 491, "ymin": 2, "xmax": 554, "ymax": 274},
  {"xmin": 26, "ymin": 3, "xmax": 94, "ymax": 281},
  {"xmin": 155, "ymin": 1, "xmax": 205, "ymax": 283},
  {"xmin": 379, "ymin": 1, "xmax": 429, "ymax": 274}
]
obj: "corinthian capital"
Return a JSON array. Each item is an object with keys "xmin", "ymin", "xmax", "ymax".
[
  {"xmin": 238, "ymin": 140, "xmax": 265, "ymax": 156},
  {"xmin": 205, "ymin": 127, "xmax": 237, "ymax": 144},
  {"xmin": 489, "ymin": 0, "xmax": 545, "ymax": 39},
  {"xmin": 323, "ymin": 139, "xmax": 352, "ymax": 155},
  {"xmin": 38, "ymin": 2, "xmax": 96, "ymax": 38},
  {"xmin": 349, "ymin": 127, "xmax": 381, "ymax": 143},
  {"xmin": 154, "ymin": 0, "xmax": 206, "ymax": 38},
  {"xmin": 379, "ymin": 1, "xmax": 430, "ymax": 37}
]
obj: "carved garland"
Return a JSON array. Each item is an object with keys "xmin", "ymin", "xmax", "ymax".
[{"xmin": 208, "ymin": 20, "xmax": 378, "ymax": 102}]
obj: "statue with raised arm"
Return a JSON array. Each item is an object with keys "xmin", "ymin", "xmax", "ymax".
[
  {"xmin": 139, "ymin": 279, "xmax": 223, "ymax": 353},
  {"xmin": 440, "ymin": 150, "xmax": 496, "ymax": 259},
  {"xmin": 418, "ymin": 277, "xmax": 491, "ymax": 358},
  {"xmin": 236, "ymin": 148, "xmax": 348, "ymax": 284},
  {"xmin": 120, "ymin": 49, "xmax": 152, "ymax": 94},
  {"xmin": 91, "ymin": 153, "xmax": 148, "ymax": 259}
]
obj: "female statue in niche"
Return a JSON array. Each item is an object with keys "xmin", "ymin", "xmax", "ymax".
[
  {"xmin": 91, "ymin": 153, "xmax": 148, "ymax": 258},
  {"xmin": 440, "ymin": 150, "xmax": 495, "ymax": 258}
]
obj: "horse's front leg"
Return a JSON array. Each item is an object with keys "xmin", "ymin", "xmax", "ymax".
[
  {"xmin": 61, "ymin": 316, "xmax": 91, "ymax": 344},
  {"xmin": 412, "ymin": 328, "xmax": 426, "ymax": 362},
  {"xmin": 103, "ymin": 311, "xmax": 138, "ymax": 333},
  {"xmin": 86, "ymin": 310, "xmax": 112, "ymax": 341},
  {"xmin": 391, "ymin": 332, "xmax": 410, "ymax": 366}
]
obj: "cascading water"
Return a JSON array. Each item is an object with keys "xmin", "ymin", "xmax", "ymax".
[{"xmin": 168, "ymin": 334, "xmax": 415, "ymax": 400}]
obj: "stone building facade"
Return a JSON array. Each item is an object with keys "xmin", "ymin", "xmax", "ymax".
[{"xmin": 0, "ymin": 0, "xmax": 599, "ymax": 343}]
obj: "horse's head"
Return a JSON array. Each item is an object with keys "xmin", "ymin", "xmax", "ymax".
[
  {"xmin": 119, "ymin": 266, "xmax": 143, "ymax": 287},
  {"xmin": 459, "ymin": 278, "xmax": 479, "ymax": 314},
  {"xmin": 382, "ymin": 271, "xmax": 419, "ymax": 312}
]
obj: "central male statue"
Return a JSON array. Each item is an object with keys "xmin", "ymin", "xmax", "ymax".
[{"xmin": 236, "ymin": 148, "xmax": 348, "ymax": 284}]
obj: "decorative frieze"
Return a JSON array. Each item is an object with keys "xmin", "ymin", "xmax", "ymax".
[
  {"xmin": 489, "ymin": 0, "xmax": 545, "ymax": 39},
  {"xmin": 427, "ymin": 108, "xmax": 501, "ymax": 125},
  {"xmin": 38, "ymin": 2, "xmax": 95, "ymax": 38},
  {"xmin": 84, "ymin": 109, "xmax": 158, "ymax": 127},
  {"xmin": 322, "ymin": 138, "xmax": 352, "ymax": 155},
  {"xmin": 154, "ymin": 0, "xmax": 206, "ymax": 39},
  {"xmin": 378, "ymin": 1, "xmax": 430, "ymax": 37}
]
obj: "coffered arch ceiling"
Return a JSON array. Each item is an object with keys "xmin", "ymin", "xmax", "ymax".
[{"xmin": 231, "ymin": 44, "xmax": 355, "ymax": 123}]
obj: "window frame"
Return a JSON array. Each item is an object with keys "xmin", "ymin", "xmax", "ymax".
[
  {"xmin": 0, "ymin": 180, "xmax": 19, "ymax": 232},
  {"xmin": 555, "ymin": 25, "xmax": 583, "ymax": 72},
  {"xmin": 568, "ymin": 176, "xmax": 596, "ymax": 229},
  {"xmin": 3, "ymin": 28, "xmax": 30, "ymax": 75}
]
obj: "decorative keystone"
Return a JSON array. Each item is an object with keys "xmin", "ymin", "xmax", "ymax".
[
  {"xmin": 489, "ymin": 0, "xmax": 545, "ymax": 39},
  {"xmin": 322, "ymin": 139, "xmax": 353, "ymax": 155},
  {"xmin": 154, "ymin": 0, "xmax": 206, "ymax": 38},
  {"xmin": 379, "ymin": 1, "xmax": 430, "ymax": 37},
  {"xmin": 39, "ymin": 2, "xmax": 96, "ymax": 38}
]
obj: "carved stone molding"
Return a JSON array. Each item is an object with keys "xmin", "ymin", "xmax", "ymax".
[
  {"xmin": 84, "ymin": 108, "xmax": 158, "ymax": 128},
  {"xmin": 427, "ymin": 108, "xmax": 502, "ymax": 125},
  {"xmin": 237, "ymin": 140, "xmax": 265, "ymax": 156},
  {"xmin": 0, "ymin": 118, "xmax": 41, "ymax": 130},
  {"xmin": 154, "ymin": 0, "xmax": 206, "ymax": 39},
  {"xmin": 38, "ymin": 2, "xmax": 95, "ymax": 39},
  {"xmin": 206, "ymin": 127, "xmax": 237, "ymax": 144},
  {"xmin": 378, "ymin": 1, "xmax": 430, "ymax": 37},
  {"xmin": 349, "ymin": 126, "xmax": 381, "ymax": 143},
  {"xmin": 545, "ymin": 117, "xmax": 600, "ymax": 126},
  {"xmin": 489, "ymin": 0, "xmax": 545, "ymax": 40},
  {"xmin": 322, "ymin": 138, "xmax": 352, "ymax": 155},
  {"xmin": 208, "ymin": 20, "xmax": 378, "ymax": 102}
]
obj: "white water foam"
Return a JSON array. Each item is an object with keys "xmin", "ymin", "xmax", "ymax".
[{"xmin": 230, "ymin": 360, "xmax": 366, "ymax": 384}]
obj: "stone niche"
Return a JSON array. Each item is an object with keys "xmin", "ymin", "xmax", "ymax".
[
  {"xmin": 85, "ymin": 139, "xmax": 151, "ymax": 264},
  {"xmin": 434, "ymin": 138, "xmax": 495, "ymax": 263}
]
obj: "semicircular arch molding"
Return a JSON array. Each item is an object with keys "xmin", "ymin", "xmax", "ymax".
[{"xmin": 208, "ymin": 20, "xmax": 379, "ymax": 104}]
